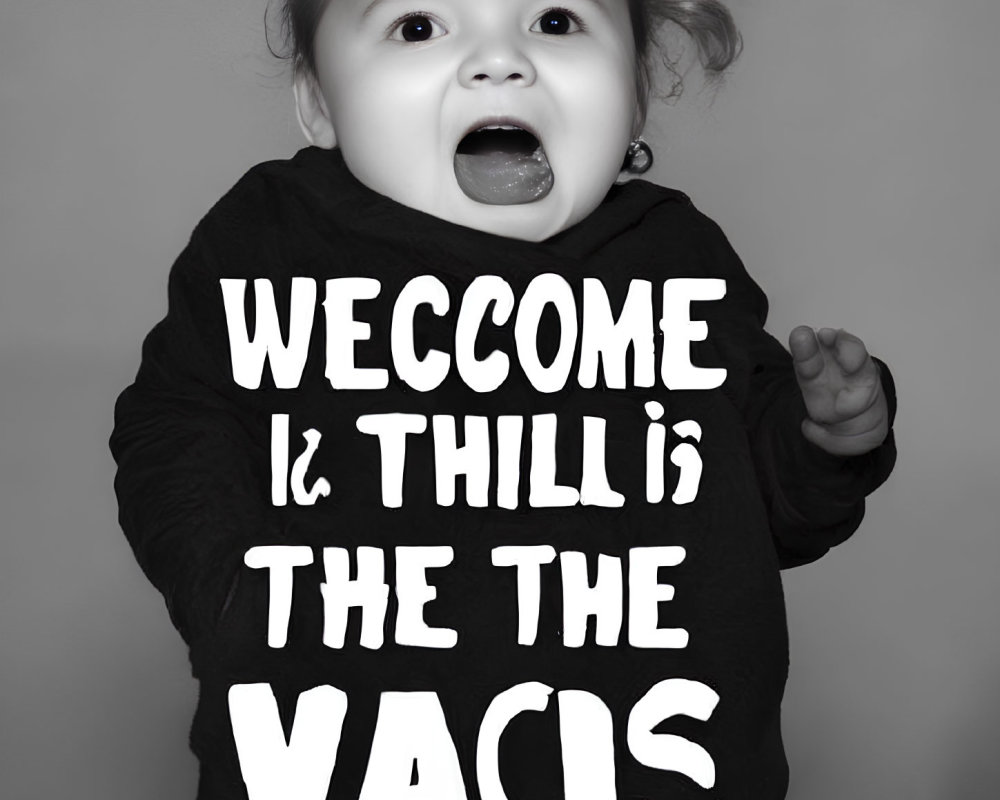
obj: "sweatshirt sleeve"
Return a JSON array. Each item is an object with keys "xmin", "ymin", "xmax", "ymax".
[
  {"xmin": 691, "ymin": 209, "xmax": 898, "ymax": 570},
  {"xmin": 109, "ymin": 224, "xmax": 279, "ymax": 646},
  {"xmin": 748, "ymin": 352, "xmax": 897, "ymax": 569}
]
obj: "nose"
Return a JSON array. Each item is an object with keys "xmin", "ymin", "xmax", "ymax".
[{"xmin": 458, "ymin": 37, "xmax": 537, "ymax": 88}]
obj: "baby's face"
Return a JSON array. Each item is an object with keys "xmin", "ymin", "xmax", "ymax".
[{"xmin": 300, "ymin": 0, "xmax": 639, "ymax": 241}]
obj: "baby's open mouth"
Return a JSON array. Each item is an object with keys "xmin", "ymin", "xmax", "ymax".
[{"xmin": 453, "ymin": 124, "xmax": 554, "ymax": 205}]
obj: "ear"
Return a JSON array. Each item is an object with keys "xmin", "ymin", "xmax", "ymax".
[
  {"xmin": 293, "ymin": 70, "xmax": 337, "ymax": 149},
  {"xmin": 631, "ymin": 105, "xmax": 647, "ymax": 143},
  {"xmin": 631, "ymin": 70, "xmax": 649, "ymax": 142}
]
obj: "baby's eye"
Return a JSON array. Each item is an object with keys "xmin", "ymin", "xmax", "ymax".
[
  {"xmin": 388, "ymin": 13, "xmax": 446, "ymax": 43},
  {"xmin": 530, "ymin": 8, "xmax": 585, "ymax": 35}
]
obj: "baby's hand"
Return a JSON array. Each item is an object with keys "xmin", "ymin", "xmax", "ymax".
[{"xmin": 788, "ymin": 326, "xmax": 889, "ymax": 457}]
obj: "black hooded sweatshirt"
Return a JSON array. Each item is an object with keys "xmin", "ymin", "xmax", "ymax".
[{"xmin": 110, "ymin": 146, "xmax": 896, "ymax": 800}]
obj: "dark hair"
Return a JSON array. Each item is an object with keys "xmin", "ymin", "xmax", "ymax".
[
  {"xmin": 270, "ymin": 0, "xmax": 741, "ymax": 130},
  {"xmin": 630, "ymin": 0, "xmax": 741, "ymax": 126}
]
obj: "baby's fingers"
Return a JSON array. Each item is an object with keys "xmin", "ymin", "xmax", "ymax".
[
  {"xmin": 788, "ymin": 325, "xmax": 824, "ymax": 381},
  {"xmin": 833, "ymin": 371, "xmax": 881, "ymax": 419},
  {"xmin": 802, "ymin": 390, "xmax": 889, "ymax": 455},
  {"xmin": 802, "ymin": 369, "xmax": 889, "ymax": 456},
  {"xmin": 801, "ymin": 415, "xmax": 888, "ymax": 456},
  {"xmin": 827, "ymin": 328, "xmax": 870, "ymax": 375}
]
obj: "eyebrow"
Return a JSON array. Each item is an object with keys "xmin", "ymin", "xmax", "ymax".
[
  {"xmin": 362, "ymin": 0, "xmax": 385, "ymax": 18},
  {"xmin": 362, "ymin": 0, "xmax": 609, "ymax": 21}
]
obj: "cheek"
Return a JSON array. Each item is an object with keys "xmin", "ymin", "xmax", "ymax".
[
  {"xmin": 333, "ymin": 60, "xmax": 450, "ymax": 147},
  {"xmin": 541, "ymin": 57, "xmax": 636, "ymax": 218},
  {"xmin": 549, "ymin": 69, "xmax": 635, "ymax": 170},
  {"xmin": 545, "ymin": 48, "xmax": 636, "ymax": 131},
  {"xmin": 596, "ymin": 60, "xmax": 639, "ymax": 130}
]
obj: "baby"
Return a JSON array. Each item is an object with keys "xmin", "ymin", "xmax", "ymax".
[{"xmin": 110, "ymin": 1, "xmax": 897, "ymax": 798}]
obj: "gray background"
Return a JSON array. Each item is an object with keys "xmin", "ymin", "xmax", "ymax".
[{"xmin": 1, "ymin": 0, "xmax": 997, "ymax": 797}]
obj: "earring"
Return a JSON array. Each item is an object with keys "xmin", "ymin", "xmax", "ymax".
[{"xmin": 622, "ymin": 138, "xmax": 654, "ymax": 175}]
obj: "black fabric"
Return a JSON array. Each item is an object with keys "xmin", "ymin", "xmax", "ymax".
[{"xmin": 110, "ymin": 146, "xmax": 897, "ymax": 799}]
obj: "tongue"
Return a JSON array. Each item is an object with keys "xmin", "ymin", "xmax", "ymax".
[{"xmin": 454, "ymin": 129, "xmax": 554, "ymax": 205}]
